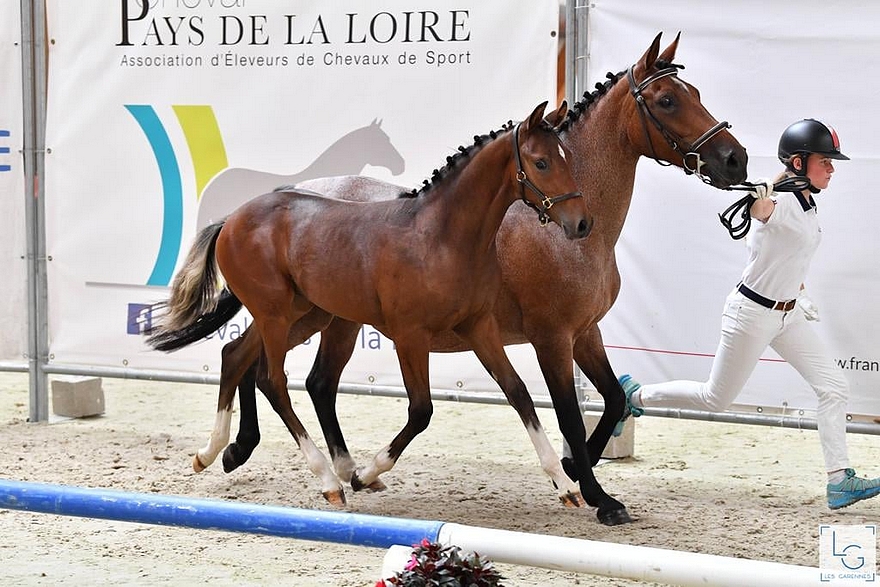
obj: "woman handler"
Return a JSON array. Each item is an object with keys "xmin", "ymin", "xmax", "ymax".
[{"xmin": 619, "ymin": 119, "xmax": 880, "ymax": 510}]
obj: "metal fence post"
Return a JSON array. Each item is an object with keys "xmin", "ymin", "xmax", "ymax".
[
  {"xmin": 20, "ymin": 0, "xmax": 49, "ymax": 422},
  {"xmin": 565, "ymin": 0, "xmax": 592, "ymax": 411}
]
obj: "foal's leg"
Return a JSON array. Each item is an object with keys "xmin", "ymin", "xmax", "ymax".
[
  {"xmin": 194, "ymin": 328, "xmax": 262, "ymax": 472},
  {"xmin": 224, "ymin": 308, "xmax": 334, "ymax": 473},
  {"xmin": 350, "ymin": 334, "xmax": 434, "ymax": 491},
  {"xmin": 304, "ymin": 318, "xmax": 379, "ymax": 488},
  {"xmin": 222, "ymin": 361, "xmax": 259, "ymax": 473},
  {"xmin": 569, "ymin": 325, "xmax": 631, "ymax": 525},
  {"xmin": 256, "ymin": 315, "xmax": 345, "ymax": 506},
  {"xmin": 455, "ymin": 313, "xmax": 583, "ymax": 507}
]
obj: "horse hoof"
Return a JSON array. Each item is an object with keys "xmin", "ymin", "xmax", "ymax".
[
  {"xmin": 365, "ymin": 479, "xmax": 387, "ymax": 493},
  {"xmin": 192, "ymin": 454, "xmax": 207, "ymax": 473},
  {"xmin": 221, "ymin": 453, "xmax": 240, "ymax": 473},
  {"xmin": 222, "ymin": 444, "xmax": 247, "ymax": 473},
  {"xmin": 322, "ymin": 489, "xmax": 347, "ymax": 507},
  {"xmin": 597, "ymin": 507, "xmax": 633, "ymax": 526},
  {"xmin": 559, "ymin": 491, "xmax": 586, "ymax": 508},
  {"xmin": 351, "ymin": 472, "xmax": 386, "ymax": 492}
]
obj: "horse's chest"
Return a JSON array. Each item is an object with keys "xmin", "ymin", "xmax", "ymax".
[
  {"xmin": 520, "ymin": 252, "xmax": 620, "ymax": 325},
  {"xmin": 578, "ymin": 253, "xmax": 620, "ymax": 306}
]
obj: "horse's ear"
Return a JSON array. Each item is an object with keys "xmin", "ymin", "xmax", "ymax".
[
  {"xmin": 371, "ymin": 118, "xmax": 379, "ymax": 126},
  {"xmin": 658, "ymin": 31, "xmax": 681, "ymax": 64},
  {"xmin": 544, "ymin": 101, "xmax": 568, "ymax": 130},
  {"xmin": 641, "ymin": 32, "xmax": 663, "ymax": 70},
  {"xmin": 525, "ymin": 101, "xmax": 549, "ymax": 132}
]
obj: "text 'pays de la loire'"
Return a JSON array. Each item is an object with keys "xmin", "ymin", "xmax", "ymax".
[{"xmin": 118, "ymin": 2, "xmax": 471, "ymax": 47}]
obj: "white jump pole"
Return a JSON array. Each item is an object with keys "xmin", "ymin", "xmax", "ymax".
[{"xmin": 429, "ymin": 523, "xmax": 822, "ymax": 587}]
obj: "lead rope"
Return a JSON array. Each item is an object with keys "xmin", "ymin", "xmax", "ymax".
[{"xmin": 718, "ymin": 176, "xmax": 812, "ymax": 239}]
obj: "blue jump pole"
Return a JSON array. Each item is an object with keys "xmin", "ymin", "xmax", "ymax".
[
  {"xmin": 1, "ymin": 479, "xmax": 825, "ymax": 586},
  {"xmin": 0, "ymin": 479, "xmax": 443, "ymax": 549}
]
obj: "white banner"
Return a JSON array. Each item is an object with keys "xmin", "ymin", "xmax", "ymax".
[
  {"xmin": 43, "ymin": 1, "xmax": 559, "ymax": 392},
  {"xmin": 43, "ymin": 1, "xmax": 880, "ymax": 418},
  {"xmin": 0, "ymin": 1, "xmax": 28, "ymax": 362},
  {"xmin": 588, "ymin": 2, "xmax": 880, "ymax": 416}
]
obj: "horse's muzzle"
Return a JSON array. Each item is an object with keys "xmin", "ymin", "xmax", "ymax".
[{"xmin": 565, "ymin": 215, "xmax": 593, "ymax": 240}]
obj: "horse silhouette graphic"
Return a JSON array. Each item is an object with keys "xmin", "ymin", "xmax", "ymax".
[{"xmin": 196, "ymin": 119, "xmax": 405, "ymax": 231}]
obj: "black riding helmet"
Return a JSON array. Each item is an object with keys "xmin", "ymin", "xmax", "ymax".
[{"xmin": 778, "ymin": 119, "xmax": 849, "ymax": 176}]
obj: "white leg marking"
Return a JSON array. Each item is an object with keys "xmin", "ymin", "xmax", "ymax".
[
  {"xmin": 526, "ymin": 425, "xmax": 581, "ymax": 499},
  {"xmin": 297, "ymin": 436, "xmax": 343, "ymax": 496},
  {"xmin": 333, "ymin": 453, "xmax": 358, "ymax": 483},
  {"xmin": 355, "ymin": 446, "xmax": 395, "ymax": 486},
  {"xmin": 196, "ymin": 406, "xmax": 233, "ymax": 469}
]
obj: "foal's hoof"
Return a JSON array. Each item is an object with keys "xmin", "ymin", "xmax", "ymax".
[
  {"xmin": 322, "ymin": 488, "xmax": 347, "ymax": 508},
  {"xmin": 364, "ymin": 479, "xmax": 387, "ymax": 493},
  {"xmin": 350, "ymin": 473, "xmax": 365, "ymax": 492},
  {"xmin": 192, "ymin": 454, "xmax": 207, "ymax": 473},
  {"xmin": 597, "ymin": 506, "xmax": 633, "ymax": 526},
  {"xmin": 559, "ymin": 491, "xmax": 586, "ymax": 508},
  {"xmin": 221, "ymin": 444, "xmax": 250, "ymax": 473},
  {"xmin": 350, "ymin": 471, "xmax": 387, "ymax": 492}
]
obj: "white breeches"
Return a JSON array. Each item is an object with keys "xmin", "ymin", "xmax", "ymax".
[{"xmin": 639, "ymin": 289, "xmax": 850, "ymax": 472}]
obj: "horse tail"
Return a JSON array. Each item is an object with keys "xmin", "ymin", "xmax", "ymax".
[{"xmin": 146, "ymin": 221, "xmax": 243, "ymax": 352}]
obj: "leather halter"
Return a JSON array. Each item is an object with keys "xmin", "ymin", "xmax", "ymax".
[
  {"xmin": 512, "ymin": 122, "xmax": 583, "ymax": 226},
  {"xmin": 627, "ymin": 65, "xmax": 730, "ymax": 183}
]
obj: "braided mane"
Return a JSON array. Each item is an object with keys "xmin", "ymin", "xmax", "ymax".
[
  {"xmin": 397, "ymin": 59, "xmax": 689, "ymax": 198},
  {"xmin": 558, "ymin": 59, "xmax": 684, "ymax": 134},
  {"xmin": 558, "ymin": 70, "xmax": 625, "ymax": 133},
  {"xmin": 400, "ymin": 120, "xmax": 518, "ymax": 199}
]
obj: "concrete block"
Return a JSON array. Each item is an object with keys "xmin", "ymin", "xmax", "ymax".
[
  {"xmin": 51, "ymin": 376, "xmax": 105, "ymax": 418},
  {"xmin": 583, "ymin": 413, "xmax": 634, "ymax": 459}
]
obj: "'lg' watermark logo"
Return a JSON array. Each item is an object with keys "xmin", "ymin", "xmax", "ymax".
[{"xmin": 820, "ymin": 525, "xmax": 876, "ymax": 584}]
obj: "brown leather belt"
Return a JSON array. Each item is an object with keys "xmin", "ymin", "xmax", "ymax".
[{"xmin": 738, "ymin": 283, "xmax": 796, "ymax": 312}]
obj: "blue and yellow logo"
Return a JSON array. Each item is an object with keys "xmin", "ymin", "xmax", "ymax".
[
  {"xmin": 126, "ymin": 105, "xmax": 227, "ymax": 286},
  {"xmin": 128, "ymin": 105, "xmax": 404, "ymax": 287}
]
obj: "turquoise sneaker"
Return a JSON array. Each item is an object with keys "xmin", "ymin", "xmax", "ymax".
[
  {"xmin": 827, "ymin": 468, "xmax": 880, "ymax": 510},
  {"xmin": 612, "ymin": 374, "xmax": 644, "ymax": 437}
]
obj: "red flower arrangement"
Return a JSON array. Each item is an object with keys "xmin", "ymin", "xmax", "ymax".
[{"xmin": 376, "ymin": 539, "xmax": 505, "ymax": 587}]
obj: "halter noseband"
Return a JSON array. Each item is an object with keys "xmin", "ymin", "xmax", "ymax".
[
  {"xmin": 512, "ymin": 122, "xmax": 583, "ymax": 226},
  {"xmin": 627, "ymin": 65, "xmax": 730, "ymax": 183}
]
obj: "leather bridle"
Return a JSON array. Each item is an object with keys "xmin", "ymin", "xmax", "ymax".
[
  {"xmin": 627, "ymin": 65, "xmax": 730, "ymax": 183},
  {"xmin": 513, "ymin": 122, "xmax": 583, "ymax": 226}
]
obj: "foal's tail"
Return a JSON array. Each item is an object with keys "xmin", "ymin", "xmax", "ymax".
[{"xmin": 146, "ymin": 221, "xmax": 243, "ymax": 352}]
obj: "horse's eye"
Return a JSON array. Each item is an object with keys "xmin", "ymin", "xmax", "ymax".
[
  {"xmin": 658, "ymin": 95, "xmax": 674, "ymax": 109},
  {"xmin": 535, "ymin": 159, "xmax": 548, "ymax": 170}
]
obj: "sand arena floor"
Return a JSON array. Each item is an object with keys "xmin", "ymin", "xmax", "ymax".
[{"xmin": 1, "ymin": 372, "xmax": 878, "ymax": 585}]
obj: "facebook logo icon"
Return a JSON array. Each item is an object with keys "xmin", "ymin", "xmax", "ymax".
[{"xmin": 127, "ymin": 303, "xmax": 153, "ymax": 334}]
